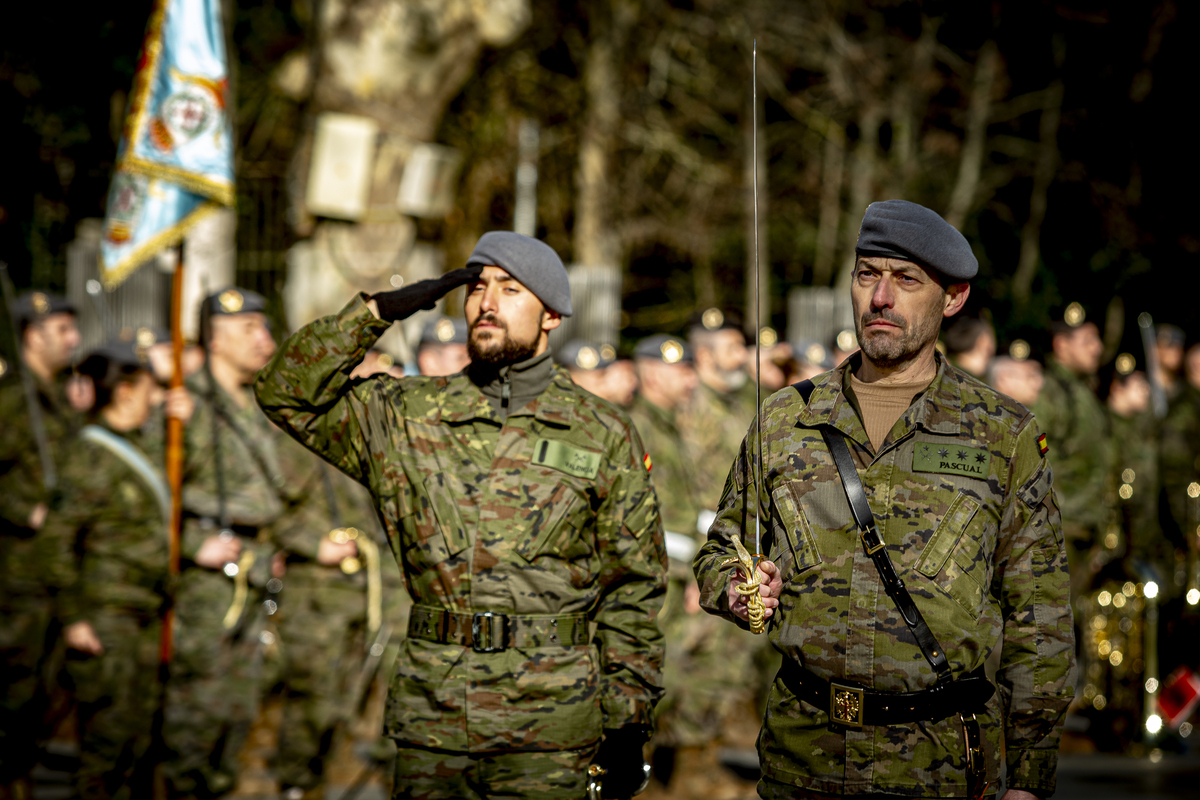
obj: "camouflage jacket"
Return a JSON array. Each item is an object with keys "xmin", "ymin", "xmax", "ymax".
[
  {"xmin": 0, "ymin": 371, "xmax": 77, "ymax": 598},
  {"xmin": 255, "ymin": 295, "xmax": 667, "ymax": 753},
  {"xmin": 42, "ymin": 422, "xmax": 171, "ymax": 624},
  {"xmin": 1110, "ymin": 410, "xmax": 1168, "ymax": 570},
  {"xmin": 679, "ymin": 381, "xmax": 758, "ymax": 514},
  {"xmin": 627, "ymin": 396, "xmax": 702, "ymax": 541},
  {"xmin": 694, "ymin": 353, "xmax": 1075, "ymax": 796},
  {"xmin": 1032, "ymin": 358, "xmax": 1115, "ymax": 538}
]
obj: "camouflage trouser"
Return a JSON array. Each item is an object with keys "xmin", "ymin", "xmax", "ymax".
[
  {"xmin": 392, "ymin": 744, "xmax": 598, "ymax": 800},
  {"xmin": 0, "ymin": 596, "xmax": 54, "ymax": 782},
  {"xmin": 162, "ymin": 570, "xmax": 267, "ymax": 799},
  {"xmin": 275, "ymin": 574, "xmax": 367, "ymax": 790},
  {"xmin": 65, "ymin": 610, "xmax": 163, "ymax": 800}
]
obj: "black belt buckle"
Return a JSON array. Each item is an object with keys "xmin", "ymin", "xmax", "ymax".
[
  {"xmin": 829, "ymin": 679, "xmax": 866, "ymax": 729},
  {"xmin": 471, "ymin": 611, "xmax": 508, "ymax": 653}
]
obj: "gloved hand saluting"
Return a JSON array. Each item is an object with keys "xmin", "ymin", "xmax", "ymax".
[
  {"xmin": 370, "ymin": 266, "xmax": 483, "ymax": 322},
  {"xmin": 589, "ymin": 727, "xmax": 651, "ymax": 799}
]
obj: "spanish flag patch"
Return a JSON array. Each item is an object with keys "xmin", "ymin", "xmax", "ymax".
[
  {"xmin": 1037, "ymin": 433, "xmax": 1049, "ymax": 457},
  {"xmin": 643, "ymin": 453, "xmax": 653, "ymax": 472}
]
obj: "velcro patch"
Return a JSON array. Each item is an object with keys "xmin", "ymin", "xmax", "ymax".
[
  {"xmin": 913, "ymin": 441, "xmax": 991, "ymax": 478},
  {"xmin": 1037, "ymin": 433, "xmax": 1049, "ymax": 457},
  {"xmin": 532, "ymin": 438, "xmax": 601, "ymax": 480}
]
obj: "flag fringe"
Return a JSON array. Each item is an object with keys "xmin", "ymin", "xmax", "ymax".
[{"xmin": 98, "ymin": 202, "xmax": 219, "ymax": 290}]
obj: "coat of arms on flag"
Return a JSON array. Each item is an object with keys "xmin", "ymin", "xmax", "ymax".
[{"xmin": 100, "ymin": 0, "xmax": 234, "ymax": 288}]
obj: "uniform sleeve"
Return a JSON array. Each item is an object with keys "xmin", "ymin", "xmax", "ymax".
[
  {"xmin": 39, "ymin": 448, "xmax": 106, "ymax": 626},
  {"xmin": 0, "ymin": 387, "xmax": 51, "ymax": 533},
  {"xmin": 993, "ymin": 416, "xmax": 1076, "ymax": 794},
  {"xmin": 254, "ymin": 294, "xmax": 394, "ymax": 485},
  {"xmin": 593, "ymin": 425, "xmax": 668, "ymax": 729},
  {"xmin": 693, "ymin": 430, "xmax": 758, "ymax": 629}
]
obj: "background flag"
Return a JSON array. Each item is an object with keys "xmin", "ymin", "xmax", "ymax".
[{"xmin": 99, "ymin": 0, "xmax": 234, "ymax": 288}]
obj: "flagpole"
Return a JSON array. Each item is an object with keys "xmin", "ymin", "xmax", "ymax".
[{"xmin": 161, "ymin": 244, "xmax": 185, "ymax": 667}]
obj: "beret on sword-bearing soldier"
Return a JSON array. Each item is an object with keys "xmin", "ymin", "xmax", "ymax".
[
  {"xmin": 255, "ymin": 231, "xmax": 666, "ymax": 800},
  {"xmin": 694, "ymin": 200, "xmax": 1075, "ymax": 799}
]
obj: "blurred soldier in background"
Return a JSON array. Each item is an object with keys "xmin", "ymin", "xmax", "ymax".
[
  {"xmin": 629, "ymin": 334, "xmax": 753, "ymax": 798},
  {"xmin": 1155, "ymin": 324, "xmax": 1186, "ymax": 402},
  {"xmin": 1, "ymin": 290, "xmax": 80, "ymax": 794},
  {"xmin": 1107, "ymin": 361, "xmax": 1166, "ymax": 574},
  {"xmin": 415, "ymin": 316, "xmax": 469, "ymax": 377},
  {"xmin": 942, "ymin": 316, "xmax": 995, "ymax": 379},
  {"xmin": 272, "ymin": 434, "xmax": 395, "ymax": 800},
  {"xmin": 1159, "ymin": 333, "xmax": 1200, "ymax": 636},
  {"xmin": 681, "ymin": 309, "xmax": 755, "ymax": 519},
  {"xmin": 989, "ymin": 350, "xmax": 1045, "ymax": 407},
  {"xmin": 43, "ymin": 340, "xmax": 172, "ymax": 800},
  {"xmin": 163, "ymin": 288, "xmax": 285, "ymax": 799},
  {"xmin": 1033, "ymin": 304, "xmax": 1116, "ymax": 601},
  {"xmin": 559, "ymin": 339, "xmax": 636, "ymax": 406},
  {"xmin": 604, "ymin": 357, "xmax": 638, "ymax": 409}
]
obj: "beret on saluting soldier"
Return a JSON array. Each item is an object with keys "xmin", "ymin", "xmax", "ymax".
[
  {"xmin": 633, "ymin": 334, "xmax": 692, "ymax": 365},
  {"xmin": 855, "ymin": 199, "xmax": 978, "ymax": 281},
  {"xmin": 466, "ymin": 231, "xmax": 573, "ymax": 317},
  {"xmin": 558, "ymin": 340, "xmax": 616, "ymax": 372},
  {"xmin": 14, "ymin": 290, "xmax": 76, "ymax": 328}
]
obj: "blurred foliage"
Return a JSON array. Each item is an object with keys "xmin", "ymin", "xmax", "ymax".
[{"xmin": 3, "ymin": 0, "xmax": 1196, "ymax": 356}]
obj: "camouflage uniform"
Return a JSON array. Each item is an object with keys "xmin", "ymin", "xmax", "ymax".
[
  {"xmin": 1032, "ymin": 357, "xmax": 1116, "ymax": 594},
  {"xmin": 254, "ymin": 296, "xmax": 666, "ymax": 796},
  {"xmin": 272, "ymin": 434, "xmax": 405, "ymax": 794},
  {"xmin": 679, "ymin": 381, "xmax": 759, "ymax": 514},
  {"xmin": 694, "ymin": 354, "xmax": 1076, "ymax": 797},
  {"xmin": 0, "ymin": 372, "xmax": 77, "ymax": 780},
  {"xmin": 1160, "ymin": 383, "xmax": 1200, "ymax": 550},
  {"xmin": 1110, "ymin": 409, "xmax": 1169, "ymax": 577},
  {"xmin": 162, "ymin": 372, "xmax": 284, "ymax": 798},
  {"xmin": 42, "ymin": 423, "xmax": 171, "ymax": 800}
]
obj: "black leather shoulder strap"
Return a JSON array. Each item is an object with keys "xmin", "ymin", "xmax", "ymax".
[{"xmin": 819, "ymin": 424, "xmax": 953, "ymax": 685}]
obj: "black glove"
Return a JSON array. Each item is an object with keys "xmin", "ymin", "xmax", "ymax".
[
  {"xmin": 371, "ymin": 266, "xmax": 482, "ymax": 322},
  {"xmin": 591, "ymin": 727, "xmax": 650, "ymax": 799}
]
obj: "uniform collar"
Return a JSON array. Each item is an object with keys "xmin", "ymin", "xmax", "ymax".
[
  {"xmin": 436, "ymin": 363, "xmax": 578, "ymax": 428},
  {"xmin": 797, "ymin": 350, "xmax": 963, "ymax": 444}
]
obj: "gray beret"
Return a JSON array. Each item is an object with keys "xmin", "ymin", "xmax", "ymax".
[
  {"xmin": 854, "ymin": 200, "xmax": 978, "ymax": 281},
  {"xmin": 558, "ymin": 340, "xmax": 615, "ymax": 371},
  {"xmin": 14, "ymin": 291, "xmax": 75, "ymax": 326},
  {"xmin": 419, "ymin": 316, "xmax": 467, "ymax": 347},
  {"xmin": 466, "ymin": 231, "xmax": 573, "ymax": 316},
  {"xmin": 634, "ymin": 334, "xmax": 692, "ymax": 365}
]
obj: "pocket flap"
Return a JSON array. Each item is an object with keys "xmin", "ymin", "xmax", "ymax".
[
  {"xmin": 914, "ymin": 492, "xmax": 980, "ymax": 578},
  {"xmin": 422, "ymin": 473, "xmax": 472, "ymax": 557}
]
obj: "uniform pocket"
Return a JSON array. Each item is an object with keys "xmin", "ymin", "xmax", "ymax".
[
  {"xmin": 421, "ymin": 473, "xmax": 472, "ymax": 557},
  {"xmin": 513, "ymin": 493, "xmax": 594, "ymax": 563},
  {"xmin": 771, "ymin": 482, "xmax": 823, "ymax": 580},
  {"xmin": 916, "ymin": 491, "xmax": 987, "ymax": 616}
]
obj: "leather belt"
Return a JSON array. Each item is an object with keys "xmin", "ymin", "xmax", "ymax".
[
  {"xmin": 780, "ymin": 660, "xmax": 994, "ymax": 728},
  {"xmin": 407, "ymin": 606, "xmax": 590, "ymax": 652}
]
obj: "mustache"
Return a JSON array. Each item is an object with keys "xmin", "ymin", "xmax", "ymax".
[
  {"xmin": 470, "ymin": 313, "xmax": 507, "ymax": 333},
  {"xmin": 860, "ymin": 310, "xmax": 907, "ymax": 329}
]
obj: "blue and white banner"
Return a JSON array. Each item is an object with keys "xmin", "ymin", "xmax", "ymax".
[{"xmin": 100, "ymin": 0, "xmax": 233, "ymax": 287}]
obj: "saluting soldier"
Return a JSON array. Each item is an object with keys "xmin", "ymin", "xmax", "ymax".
[
  {"xmin": 162, "ymin": 288, "xmax": 285, "ymax": 798},
  {"xmin": 41, "ymin": 340, "xmax": 178, "ymax": 799},
  {"xmin": 1, "ymin": 290, "xmax": 80, "ymax": 792},
  {"xmin": 256, "ymin": 231, "xmax": 666, "ymax": 800},
  {"xmin": 695, "ymin": 201, "xmax": 1075, "ymax": 799}
]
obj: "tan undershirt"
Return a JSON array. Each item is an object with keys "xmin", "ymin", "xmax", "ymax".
[{"xmin": 848, "ymin": 373, "xmax": 935, "ymax": 452}]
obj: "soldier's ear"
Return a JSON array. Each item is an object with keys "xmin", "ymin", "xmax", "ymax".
[
  {"xmin": 541, "ymin": 308, "xmax": 562, "ymax": 333},
  {"xmin": 943, "ymin": 282, "xmax": 971, "ymax": 318}
]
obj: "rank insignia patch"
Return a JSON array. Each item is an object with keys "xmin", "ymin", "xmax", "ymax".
[
  {"xmin": 913, "ymin": 441, "xmax": 991, "ymax": 478},
  {"xmin": 1037, "ymin": 433, "xmax": 1049, "ymax": 457}
]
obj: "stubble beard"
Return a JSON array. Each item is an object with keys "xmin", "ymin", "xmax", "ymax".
[
  {"xmin": 855, "ymin": 307, "xmax": 942, "ymax": 369},
  {"xmin": 468, "ymin": 314, "xmax": 539, "ymax": 366}
]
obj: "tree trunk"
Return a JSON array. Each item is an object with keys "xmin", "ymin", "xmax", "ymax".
[
  {"xmin": 944, "ymin": 42, "xmax": 998, "ymax": 230},
  {"xmin": 813, "ymin": 122, "xmax": 844, "ymax": 287},
  {"xmin": 1011, "ymin": 80, "xmax": 1063, "ymax": 308}
]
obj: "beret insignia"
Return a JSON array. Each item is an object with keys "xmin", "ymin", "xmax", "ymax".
[
  {"xmin": 435, "ymin": 318, "xmax": 456, "ymax": 343},
  {"xmin": 660, "ymin": 340, "xmax": 683, "ymax": 364},
  {"xmin": 575, "ymin": 346, "xmax": 600, "ymax": 371},
  {"xmin": 31, "ymin": 292, "xmax": 50, "ymax": 314},
  {"xmin": 218, "ymin": 289, "xmax": 244, "ymax": 313}
]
